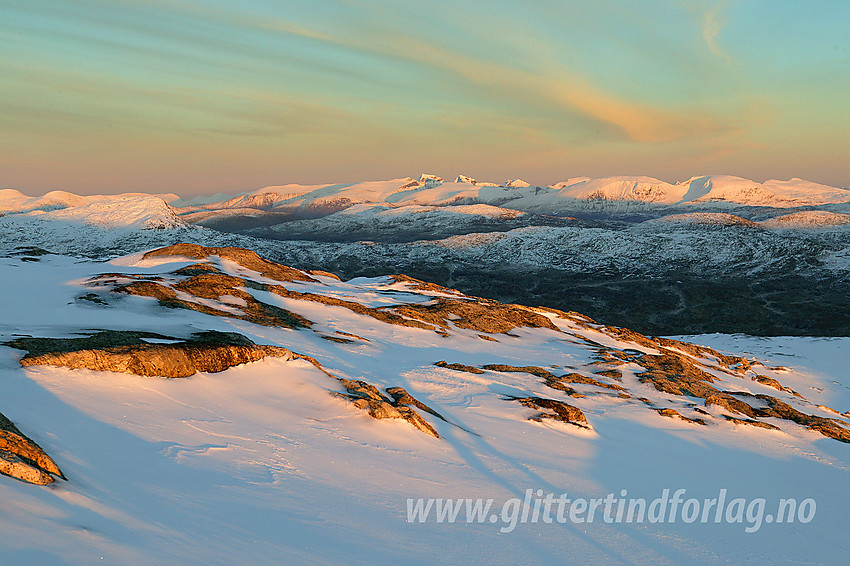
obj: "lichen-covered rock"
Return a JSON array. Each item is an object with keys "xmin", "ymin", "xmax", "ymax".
[
  {"xmin": 143, "ymin": 243, "xmax": 316, "ymax": 283},
  {"xmin": 633, "ymin": 350, "xmax": 850, "ymax": 442},
  {"xmin": 752, "ymin": 374, "xmax": 784, "ymax": 391},
  {"xmin": 392, "ymin": 299, "xmax": 559, "ymax": 334},
  {"xmin": 7, "ymin": 330, "xmax": 294, "ymax": 378},
  {"xmin": 0, "ymin": 412, "xmax": 64, "ymax": 485},
  {"xmin": 509, "ymin": 396, "xmax": 590, "ymax": 429},
  {"xmin": 723, "ymin": 415, "xmax": 780, "ymax": 430},
  {"xmin": 481, "ymin": 364, "xmax": 623, "ymax": 395},
  {"xmin": 112, "ymin": 273, "xmax": 311, "ymax": 329},
  {"xmin": 0, "ymin": 452, "xmax": 53, "ymax": 485},
  {"xmin": 93, "ymin": 245, "xmax": 566, "ymax": 336},
  {"xmin": 338, "ymin": 379, "xmax": 439, "ymax": 438},
  {"xmin": 752, "ymin": 395, "xmax": 850, "ymax": 443},
  {"xmin": 434, "ymin": 361, "xmax": 484, "ymax": 374},
  {"xmin": 654, "ymin": 408, "xmax": 707, "ymax": 425}
]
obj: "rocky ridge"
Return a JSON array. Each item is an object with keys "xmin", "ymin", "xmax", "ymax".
[
  {"xmin": 5, "ymin": 243, "xmax": 849, "ymax": 486},
  {"xmin": 84, "ymin": 245, "xmax": 850, "ymax": 443}
]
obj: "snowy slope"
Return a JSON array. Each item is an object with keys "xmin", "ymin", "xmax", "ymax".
[
  {"xmin": 1, "ymin": 247, "xmax": 849, "ymax": 564},
  {"xmin": 0, "ymin": 190, "xmax": 184, "ymax": 229},
  {"xmin": 249, "ymin": 203, "xmax": 527, "ymax": 240},
  {"xmin": 2, "ymin": 208, "xmax": 849, "ymax": 280},
  {"xmin": 163, "ymin": 174, "xmax": 850, "ymax": 230},
  {"xmin": 681, "ymin": 175, "xmax": 850, "ymax": 207},
  {"xmin": 653, "ymin": 213, "xmax": 761, "ymax": 228},
  {"xmin": 187, "ymin": 174, "xmax": 849, "ymax": 213},
  {"xmin": 6, "ymin": 175, "xmax": 849, "ymax": 234},
  {"xmin": 760, "ymin": 211, "xmax": 850, "ymax": 229}
]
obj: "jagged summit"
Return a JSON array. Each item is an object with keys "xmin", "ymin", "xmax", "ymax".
[{"xmin": 419, "ymin": 173, "xmax": 444, "ymax": 183}]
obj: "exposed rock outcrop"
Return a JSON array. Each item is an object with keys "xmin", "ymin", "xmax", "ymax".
[
  {"xmin": 594, "ymin": 369, "xmax": 623, "ymax": 380},
  {"xmin": 385, "ymin": 386, "xmax": 447, "ymax": 422},
  {"xmin": 144, "ymin": 243, "xmax": 317, "ymax": 283},
  {"xmin": 745, "ymin": 394, "xmax": 850, "ymax": 443},
  {"xmin": 654, "ymin": 408, "xmax": 707, "ymax": 425},
  {"xmin": 434, "ymin": 361, "xmax": 484, "ymax": 374},
  {"xmin": 480, "ymin": 364, "xmax": 623, "ymax": 394},
  {"xmin": 7, "ymin": 330, "xmax": 294, "ymax": 378},
  {"xmin": 32, "ymin": 243, "xmax": 848, "ymax": 445},
  {"xmin": 337, "ymin": 379, "xmax": 439, "ymax": 438},
  {"xmin": 100, "ymin": 272, "xmax": 311, "ymax": 329},
  {"xmin": 508, "ymin": 396, "xmax": 590, "ymax": 429},
  {"xmin": 631, "ymin": 350, "xmax": 850, "ymax": 442},
  {"xmin": 391, "ymin": 299, "xmax": 559, "ymax": 335},
  {"xmin": 434, "ymin": 334, "xmax": 850, "ymax": 443},
  {"xmin": 723, "ymin": 415, "xmax": 780, "ymax": 430},
  {"xmin": 91, "ymin": 244, "xmax": 567, "ymax": 337},
  {"xmin": 0, "ymin": 412, "xmax": 64, "ymax": 485}
]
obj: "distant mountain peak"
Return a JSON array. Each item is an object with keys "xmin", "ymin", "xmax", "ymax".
[{"xmin": 454, "ymin": 174, "xmax": 499, "ymax": 187}]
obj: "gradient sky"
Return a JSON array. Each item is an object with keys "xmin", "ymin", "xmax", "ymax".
[{"xmin": 2, "ymin": 0, "xmax": 848, "ymax": 195}]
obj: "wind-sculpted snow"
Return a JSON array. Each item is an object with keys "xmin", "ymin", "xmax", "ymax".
[
  {"xmin": 2, "ymin": 245, "xmax": 849, "ymax": 564},
  {"xmin": 5, "ymin": 244, "xmax": 847, "ymax": 445},
  {"xmin": 0, "ymin": 412, "xmax": 65, "ymax": 485}
]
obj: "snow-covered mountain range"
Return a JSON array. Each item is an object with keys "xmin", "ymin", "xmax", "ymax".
[
  {"xmin": 3, "ymin": 173, "xmax": 850, "ymax": 337},
  {"xmin": 0, "ymin": 189, "xmax": 184, "ymax": 229},
  {"xmin": 3, "ymin": 174, "xmax": 848, "ymax": 234},
  {"xmin": 162, "ymin": 174, "xmax": 850, "ymax": 236},
  {"xmin": 179, "ymin": 174, "xmax": 850, "ymax": 215},
  {"xmin": 2, "ymin": 244, "xmax": 848, "ymax": 564}
]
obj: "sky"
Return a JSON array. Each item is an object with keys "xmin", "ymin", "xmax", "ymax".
[{"xmin": 1, "ymin": 0, "xmax": 848, "ymax": 196}]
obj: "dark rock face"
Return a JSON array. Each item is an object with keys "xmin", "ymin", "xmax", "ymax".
[
  {"xmin": 7, "ymin": 330, "xmax": 294, "ymax": 378},
  {"xmin": 0, "ymin": 412, "xmax": 64, "ymax": 485},
  {"xmin": 385, "ymin": 386, "xmax": 447, "ymax": 422}
]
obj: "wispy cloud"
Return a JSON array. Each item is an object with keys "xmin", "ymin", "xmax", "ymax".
[
  {"xmin": 680, "ymin": 0, "xmax": 732, "ymax": 61},
  {"xmin": 319, "ymin": 29, "xmax": 748, "ymax": 143},
  {"xmin": 701, "ymin": 2, "xmax": 731, "ymax": 61},
  {"xmin": 5, "ymin": 0, "xmax": 844, "ymax": 192}
]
